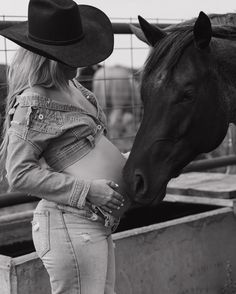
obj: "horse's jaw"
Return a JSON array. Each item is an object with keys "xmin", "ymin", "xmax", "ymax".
[{"xmin": 123, "ymin": 139, "xmax": 196, "ymax": 206}]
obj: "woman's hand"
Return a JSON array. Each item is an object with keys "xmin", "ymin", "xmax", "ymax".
[{"xmin": 87, "ymin": 179, "xmax": 124, "ymax": 213}]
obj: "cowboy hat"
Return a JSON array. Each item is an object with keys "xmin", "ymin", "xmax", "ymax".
[{"xmin": 0, "ymin": 0, "xmax": 114, "ymax": 67}]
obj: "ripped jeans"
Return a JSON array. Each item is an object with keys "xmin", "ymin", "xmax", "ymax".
[{"xmin": 32, "ymin": 199, "xmax": 118, "ymax": 294}]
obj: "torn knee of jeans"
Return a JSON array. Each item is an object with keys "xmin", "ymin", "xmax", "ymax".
[{"xmin": 80, "ymin": 233, "xmax": 91, "ymax": 243}]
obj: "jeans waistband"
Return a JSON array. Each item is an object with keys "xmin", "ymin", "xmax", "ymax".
[{"xmin": 36, "ymin": 200, "xmax": 120, "ymax": 232}]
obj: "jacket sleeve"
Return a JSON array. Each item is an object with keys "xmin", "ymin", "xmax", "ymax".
[{"xmin": 5, "ymin": 103, "xmax": 90, "ymax": 208}]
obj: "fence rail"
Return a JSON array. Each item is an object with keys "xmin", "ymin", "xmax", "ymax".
[
  {"xmin": 0, "ymin": 20, "xmax": 172, "ymax": 33},
  {"xmin": 0, "ymin": 19, "xmax": 236, "ymax": 206},
  {"xmin": 0, "ymin": 21, "xmax": 22, "ymax": 30},
  {"xmin": 183, "ymin": 155, "xmax": 236, "ymax": 173}
]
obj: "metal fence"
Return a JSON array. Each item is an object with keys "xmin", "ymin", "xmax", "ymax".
[
  {"xmin": 0, "ymin": 16, "xmax": 236, "ymax": 183},
  {"xmin": 0, "ymin": 17, "xmax": 175, "ymax": 154}
]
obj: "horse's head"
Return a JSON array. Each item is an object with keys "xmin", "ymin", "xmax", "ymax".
[{"xmin": 123, "ymin": 12, "xmax": 235, "ymax": 205}]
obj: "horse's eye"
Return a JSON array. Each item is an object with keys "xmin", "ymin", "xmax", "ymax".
[
  {"xmin": 176, "ymin": 90, "xmax": 194, "ymax": 104},
  {"xmin": 183, "ymin": 92, "xmax": 192, "ymax": 101}
]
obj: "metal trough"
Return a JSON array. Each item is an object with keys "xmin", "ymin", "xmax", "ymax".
[{"xmin": 1, "ymin": 197, "xmax": 236, "ymax": 294}]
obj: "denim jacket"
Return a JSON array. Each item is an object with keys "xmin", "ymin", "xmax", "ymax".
[{"xmin": 6, "ymin": 80, "xmax": 107, "ymax": 209}]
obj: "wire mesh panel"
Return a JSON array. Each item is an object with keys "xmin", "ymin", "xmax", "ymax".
[
  {"xmin": 0, "ymin": 16, "xmax": 29, "ymax": 194},
  {"xmin": 0, "ymin": 16, "xmax": 181, "ymax": 152},
  {"xmin": 0, "ymin": 15, "xmax": 236, "ymax": 194},
  {"xmin": 0, "ymin": 17, "xmax": 152, "ymax": 153},
  {"xmin": 0, "ymin": 15, "xmax": 27, "ymax": 142},
  {"xmin": 0, "ymin": 16, "xmax": 150, "ymax": 193},
  {"xmin": 77, "ymin": 19, "xmax": 151, "ymax": 152}
]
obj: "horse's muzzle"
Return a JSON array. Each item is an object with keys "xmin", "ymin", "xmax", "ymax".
[{"xmin": 132, "ymin": 168, "xmax": 166, "ymax": 205}]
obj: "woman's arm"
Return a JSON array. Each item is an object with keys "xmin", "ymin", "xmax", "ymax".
[
  {"xmin": 6, "ymin": 131, "xmax": 90, "ymax": 208},
  {"xmin": 7, "ymin": 131, "xmax": 123, "ymax": 211},
  {"xmin": 5, "ymin": 100, "xmax": 91, "ymax": 208}
]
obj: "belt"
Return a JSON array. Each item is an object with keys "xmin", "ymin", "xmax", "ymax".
[{"xmin": 88, "ymin": 202, "xmax": 120, "ymax": 232}]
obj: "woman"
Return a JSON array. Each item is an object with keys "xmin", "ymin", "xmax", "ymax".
[{"xmin": 0, "ymin": 0, "xmax": 130, "ymax": 293}]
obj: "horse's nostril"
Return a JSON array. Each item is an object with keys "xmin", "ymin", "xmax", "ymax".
[{"xmin": 134, "ymin": 169, "xmax": 147, "ymax": 199}]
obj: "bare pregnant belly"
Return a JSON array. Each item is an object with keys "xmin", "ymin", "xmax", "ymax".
[{"xmin": 64, "ymin": 135, "xmax": 130, "ymax": 217}]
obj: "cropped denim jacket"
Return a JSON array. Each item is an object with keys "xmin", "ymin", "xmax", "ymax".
[{"xmin": 6, "ymin": 80, "xmax": 107, "ymax": 209}]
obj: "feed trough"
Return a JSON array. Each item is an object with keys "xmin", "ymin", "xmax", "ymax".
[{"xmin": 1, "ymin": 194, "xmax": 236, "ymax": 294}]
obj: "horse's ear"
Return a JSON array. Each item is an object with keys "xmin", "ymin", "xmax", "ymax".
[
  {"xmin": 129, "ymin": 23, "xmax": 149, "ymax": 45},
  {"xmin": 194, "ymin": 11, "xmax": 212, "ymax": 49},
  {"xmin": 134, "ymin": 15, "xmax": 167, "ymax": 46}
]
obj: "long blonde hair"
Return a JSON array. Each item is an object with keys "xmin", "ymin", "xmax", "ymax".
[{"xmin": 0, "ymin": 47, "xmax": 71, "ymax": 180}]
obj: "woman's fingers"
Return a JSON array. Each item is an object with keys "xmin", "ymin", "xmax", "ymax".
[
  {"xmin": 107, "ymin": 181, "xmax": 119, "ymax": 190},
  {"xmin": 92, "ymin": 180, "xmax": 125, "ymax": 213},
  {"xmin": 111, "ymin": 197, "xmax": 123, "ymax": 206},
  {"xmin": 107, "ymin": 181, "xmax": 123, "ymax": 199},
  {"xmin": 109, "ymin": 193, "xmax": 124, "ymax": 209},
  {"xmin": 101, "ymin": 202, "xmax": 122, "ymax": 214},
  {"xmin": 106, "ymin": 196, "xmax": 124, "ymax": 211},
  {"xmin": 102, "ymin": 195, "xmax": 124, "ymax": 212},
  {"xmin": 106, "ymin": 181, "xmax": 124, "ymax": 203},
  {"xmin": 110, "ymin": 189, "xmax": 124, "ymax": 202},
  {"xmin": 108, "ymin": 201, "xmax": 123, "ymax": 210}
]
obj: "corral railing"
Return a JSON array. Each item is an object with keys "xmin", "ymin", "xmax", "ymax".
[{"xmin": 0, "ymin": 18, "xmax": 236, "ymax": 204}]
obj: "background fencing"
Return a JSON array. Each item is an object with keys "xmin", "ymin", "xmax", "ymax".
[
  {"xmin": 0, "ymin": 16, "xmax": 236, "ymax": 195},
  {"xmin": 0, "ymin": 16, "xmax": 175, "ymax": 154}
]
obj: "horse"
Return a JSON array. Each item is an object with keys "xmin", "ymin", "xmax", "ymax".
[
  {"xmin": 123, "ymin": 12, "xmax": 236, "ymax": 205},
  {"xmin": 92, "ymin": 65, "xmax": 141, "ymax": 114},
  {"xmin": 92, "ymin": 65, "xmax": 142, "ymax": 152}
]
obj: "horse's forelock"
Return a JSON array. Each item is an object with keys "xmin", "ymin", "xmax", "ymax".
[
  {"xmin": 143, "ymin": 28, "xmax": 193, "ymax": 81},
  {"xmin": 142, "ymin": 17, "xmax": 236, "ymax": 85}
]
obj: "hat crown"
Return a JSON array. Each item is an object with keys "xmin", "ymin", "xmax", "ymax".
[
  {"xmin": 28, "ymin": 0, "xmax": 84, "ymax": 45},
  {"xmin": 0, "ymin": 1, "xmax": 114, "ymax": 67}
]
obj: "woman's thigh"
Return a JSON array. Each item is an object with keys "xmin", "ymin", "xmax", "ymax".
[{"xmin": 32, "ymin": 204, "xmax": 113, "ymax": 294}]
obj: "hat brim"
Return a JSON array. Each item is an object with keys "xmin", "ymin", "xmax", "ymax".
[{"xmin": 0, "ymin": 5, "xmax": 114, "ymax": 67}]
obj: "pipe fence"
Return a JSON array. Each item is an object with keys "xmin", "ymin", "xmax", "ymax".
[
  {"xmin": 0, "ymin": 17, "xmax": 236, "ymax": 200},
  {"xmin": 0, "ymin": 18, "xmax": 172, "ymax": 154}
]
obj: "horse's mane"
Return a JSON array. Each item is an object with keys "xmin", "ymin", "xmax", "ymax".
[{"xmin": 143, "ymin": 13, "xmax": 236, "ymax": 79}]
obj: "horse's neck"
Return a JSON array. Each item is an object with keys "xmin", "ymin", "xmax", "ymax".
[
  {"xmin": 220, "ymin": 78, "xmax": 236, "ymax": 125},
  {"xmin": 223, "ymin": 84, "xmax": 236, "ymax": 125},
  {"xmin": 215, "ymin": 41, "xmax": 236, "ymax": 124}
]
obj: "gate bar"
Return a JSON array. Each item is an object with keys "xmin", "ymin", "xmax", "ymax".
[
  {"xmin": 0, "ymin": 20, "xmax": 236, "ymax": 206},
  {"xmin": 0, "ymin": 21, "xmax": 171, "ymax": 34},
  {"xmin": 183, "ymin": 155, "xmax": 236, "ymax": 173}
]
